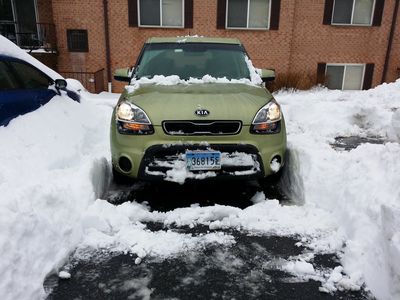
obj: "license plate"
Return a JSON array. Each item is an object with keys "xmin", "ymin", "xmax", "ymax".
[{"xmin": 186, "ymin": 151, "xmax": 221, "ymax": 171}]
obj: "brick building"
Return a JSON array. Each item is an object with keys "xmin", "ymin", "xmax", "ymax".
[{"xmin": 1, "ymin": 0, "xmax": 399, "ymax": 93}]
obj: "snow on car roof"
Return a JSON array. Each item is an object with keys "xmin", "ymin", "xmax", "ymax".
[{"xmin": 0, "ymin": 34, "xmax": 63, "ymax": 80}]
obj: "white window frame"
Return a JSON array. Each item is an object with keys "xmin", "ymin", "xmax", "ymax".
[
  {"xmin": 137, "ymin": 0, "xmax": 185, "ymax": 28},
  {"xmin": 331, "ymin": 0, "xmax": 376, "ymax": 26},
  {"xmin": 225, "ymin": 0, "xmax": 271, "ymax": 30},
  {"xmin": 325, "ymin": 63, "xmax": 366, "ymax": 90}
]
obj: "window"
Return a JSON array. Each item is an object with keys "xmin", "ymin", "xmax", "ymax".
[
  {"xmin": 0, "ymin": 61, "xmax": 21, "ymax": 90},
  {"xmin": 332, "ymin": 0, "xmax": 375, "ymax": 25},
  {"xmin": 325, "ymin": 64, "xmax": 365, "ymax": 90},
  {"xmin": 67, "ymin": 30, "xmax": 89, "ymax": 52},
  {"xmin": 138, "ymin": 0, "xmax": 184, "ymax": 27},
  {"xmin": 226, "ymin": 0, "xmax": 271, "ymax": 29},
  {"xmin": 135, "ymin": 43, "xmax": 250, "ymax": 80},
  {"xmin": 0, "ymin": 0, "xmax": 38, "ymax": 46}
]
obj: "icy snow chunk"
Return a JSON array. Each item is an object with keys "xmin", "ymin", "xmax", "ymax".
[
  {"xmin": 135, "ymin": 257, "xmax": 142, "ymax": 265},
  {"xmin": 245, "ymin": 56, "xmax": 262, "ymax": 85},
  {"xmin": 283, "ymin": 260, "xmax": 315, "ymax": 275},
  {"xmin": 58, "ymin": 271, "xmax": 71, "ymax": 279},
  {"xmin": 270, "ymin": 158, "xmax": 281, "ymax": 173},
  {"xmin": 250, "ymin": 191, "xmax": 266, "ymax": 204}
]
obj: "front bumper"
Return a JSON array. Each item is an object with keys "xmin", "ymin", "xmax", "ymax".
[{"xmin": 110, "ymin": 119, "xmax": 286, "ymax": 181}]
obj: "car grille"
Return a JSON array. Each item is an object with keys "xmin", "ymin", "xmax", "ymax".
[
  {"xmin": 162, "ymin": 120, "xmax": 242, "ymax": 136},
  {"xmin": 138, "ymin": 144, "xmax": 264, "ymax": 180}
]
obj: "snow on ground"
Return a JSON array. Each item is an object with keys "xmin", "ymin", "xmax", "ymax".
[
  {"xmin": 276, "ymin": 82, "xmax": 400, "ymax": 300},
  {"xmin": 0, "ymin": 39, "xmax": 399, "ymax": 299}
]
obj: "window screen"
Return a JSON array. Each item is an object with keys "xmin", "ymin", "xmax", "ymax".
[
  {"xmin": 249, "ymin": 0, "xmax": 270, "ymax": 28},
  {"xmin": 67, "ymin": 30, "xmax": 89, "ymax": 52},
  {"xmin": 343, "ymin": 65, "xmax": 364, "ymax": 90},
  {"xmin": 353, "ymin": 0, "xmax": 375, "ymax": 24},
  {"xmin": 162, "ymin": 0, "xmax": 183, "ymax": 26}
]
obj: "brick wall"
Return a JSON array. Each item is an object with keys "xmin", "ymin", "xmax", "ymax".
[
  {"xmin": 51, "ymin": 0, "xmax": 400, "ymax": 93},
  {"xmin": 36, "ymin": 0, "xmax": 54, "ymax": 24},
  {"xmin": 52, "ymin": 0, "xmax": 107, "ymax": 74},
  {"xmin": 289, "ymin": 0, "xmax": 398, "ymax": 88}
]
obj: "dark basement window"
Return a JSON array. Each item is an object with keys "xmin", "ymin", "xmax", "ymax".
[{"xmin": 67, "ymin": 30, "xmax": 89, "ymax": 52}]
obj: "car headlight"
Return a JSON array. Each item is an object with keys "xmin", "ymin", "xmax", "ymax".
[
  {"xmin": 251, "ymin": 99, "xmax": 281, "ymax": 134},
  {"xmin": 116, "ymin": 101, "xmax": 154, "ymax": 135}
]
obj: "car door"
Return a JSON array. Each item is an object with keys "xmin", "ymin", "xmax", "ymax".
[
  {"xmin": 9, "ymin": 59, "xmax": 56, "ymax": 107},
  {"xmin": 0, "ymin": 57, "xmax": 56, "ymax": 126}
]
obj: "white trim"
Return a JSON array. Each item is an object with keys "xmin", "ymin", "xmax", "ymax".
[
  {"xmin": 246, "ymin": 0, "xmax": 250, "ymax": 28},
  {"xmin": 137, "ymin": 0, "xmax": 185, "ymax": 28},
  {"xmin": 331, "ymin": 0, "xmax": 376, "ymax": 26},
  {"xmin": 350, "ymin": 0, "xmax": 356, "ymax": 24},
  {"xmin": 325, "ymin": 63, "xmax": 366, "ymax": 90},
  {"xmin": 226, "ymin": 0, "xmax": 271, "ymax": 30}
]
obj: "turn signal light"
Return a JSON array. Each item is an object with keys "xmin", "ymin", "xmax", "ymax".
[
  {"xmin": 123, "ymin": 123, "xmax": 150, "ymax": 131},
  {"xmin": 250, "ymin": 121, "xmax": 280, "ymax": 134},
  {"xmin": 117, "ymin": 121, "xmax": 154, "ymax": 135}
]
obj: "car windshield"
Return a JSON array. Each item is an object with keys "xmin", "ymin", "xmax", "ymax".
[{"xmin": 134, "ymin": 43, "xmax": 251, "ymax": 80}]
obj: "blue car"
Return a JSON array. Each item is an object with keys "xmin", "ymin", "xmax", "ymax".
[{"xmin": 0, "ymin": 55, "xmax": 80, "ymax": 127}]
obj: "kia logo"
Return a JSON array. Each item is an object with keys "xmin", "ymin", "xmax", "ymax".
[{"xmin": 195, "ymin": 109, "xmax": 210, "ymax": 116}]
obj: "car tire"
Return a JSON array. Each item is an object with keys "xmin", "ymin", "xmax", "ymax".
[
  {"xmin": 259, "ymin": 167, "xmax": 284, "ymax": 187},
  {"xmin": 112, "ymin": 166, "xmax": 135, "ymax": 185}
]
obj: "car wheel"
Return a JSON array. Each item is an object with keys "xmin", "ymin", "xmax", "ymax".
[
  {"xmin": 112, "ymin": 166, "xmax": 135, "ymax": 185},
  {"xmin": 259, "ymin": 167, "xmax": 284, "ymax": 187}
]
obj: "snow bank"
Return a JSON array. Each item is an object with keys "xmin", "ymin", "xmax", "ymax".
[
  {"xmin": 276, "ymin": 80, "xmax": 400, "ymax": 300},
  {"xmin": 0, "ymin": 94, "xmax": 114, "ymax": 299}
]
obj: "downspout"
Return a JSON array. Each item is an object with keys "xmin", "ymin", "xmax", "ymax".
[
  {"xmin": 382, "ymin": 0, "xmax": 400, "ymax": 83},
  {"xmin": 103, "ymin": 0, "xmax": 112, "ymax": 92}
]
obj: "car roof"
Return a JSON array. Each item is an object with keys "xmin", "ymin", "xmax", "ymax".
[
  {"xmin": 146, "ymin": 37, "xmax": 242, "ymax": 45},
  {"xmin": 0, "ymin": 54, "xmax": 23, "ymax": 61}
]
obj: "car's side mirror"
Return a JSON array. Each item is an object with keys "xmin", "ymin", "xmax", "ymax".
[
  {"xmin": 55, "ymin": 79, "xmax": 67, "ymax": 90},
  {"xmin": 114, "ymin": 67, "xmax": 133, "ymax": 82},
  {"xmin": 259, "ymin": 69, "xmax": 276, "ymax": 82}
]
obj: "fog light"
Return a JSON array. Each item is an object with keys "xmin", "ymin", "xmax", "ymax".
[{"xmin": 119, "ymin": 156, "xmax": 132, "ymax": 173}]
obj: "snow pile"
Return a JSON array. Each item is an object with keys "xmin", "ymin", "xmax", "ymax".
[
  {"xmin": 80, "ymin": 194, "xmax": 343, "ymax": 250},
  {"xmin": 276, "ymin": 80, "xmax": 400, "ymax": 300},
  {"xmin": 0, "ymin": 91, "xmax": 118, "ymax": 299}
]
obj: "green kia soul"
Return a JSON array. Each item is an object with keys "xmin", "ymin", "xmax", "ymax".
[{"xmin": 111, "ymin": 37, "xmax": 286, "ymax": 184}]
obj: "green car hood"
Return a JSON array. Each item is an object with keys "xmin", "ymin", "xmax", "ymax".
[{"xmin": 122, "ymin": 83, "xmax": 273, "ymax": 126}]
